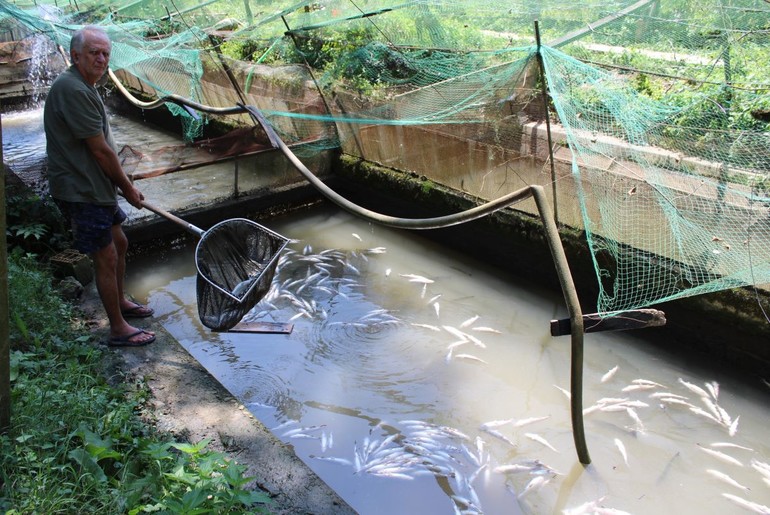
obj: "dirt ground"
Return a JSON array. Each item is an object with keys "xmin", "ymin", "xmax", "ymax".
[{"xmin": 80, "ymin": 282, "xmax": 356, "ymax": 515}]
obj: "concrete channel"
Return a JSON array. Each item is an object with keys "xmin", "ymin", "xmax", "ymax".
[{"xmin": 2, "ymin": 41, "xmax": 769, "ymax": 511}]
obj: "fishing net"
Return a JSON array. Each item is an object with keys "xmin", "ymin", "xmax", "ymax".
[
  {"xmin": 119, "ymin": 146, "xmax": 289, "ymax": 331},
  {"xmin": 2, "ymin": 0, "xmax": 769, "ymax": 315},
  {"xmin": 196, "ymin": 218, "xmax": 288, "ymax": 331}
]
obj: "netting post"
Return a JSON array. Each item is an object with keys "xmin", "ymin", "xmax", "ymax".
[{"xmin": 534, "ymin": 21, "xmax": 559, "ymax": 225}]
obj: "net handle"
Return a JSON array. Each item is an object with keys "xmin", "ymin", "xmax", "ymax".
[
  {"xmin": 140, "ymin": 200, "xmax": 206, "ymax": 238},
  {"xmin": 120, "ymin": 191, "xmax": 206, "ymax": 238}
]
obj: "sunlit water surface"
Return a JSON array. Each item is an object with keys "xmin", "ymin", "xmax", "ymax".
[{"xmin": 124, "ymin": 206, "xmax": 770, "ymax": 515}]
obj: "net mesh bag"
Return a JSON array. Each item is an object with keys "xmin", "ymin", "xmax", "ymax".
[{"xmin": 195, "ymin": 218, "xmax": 288, "ymax": 331}]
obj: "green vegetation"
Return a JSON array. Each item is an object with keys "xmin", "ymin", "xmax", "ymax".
[{"xmin": 1, "ymin": 190, "xmax": 272, "ymax": 512}]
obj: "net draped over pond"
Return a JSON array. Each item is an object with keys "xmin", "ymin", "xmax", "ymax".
[{"xmin": 1, "ymin": 0, "xmax": 769, "ymax": 314}]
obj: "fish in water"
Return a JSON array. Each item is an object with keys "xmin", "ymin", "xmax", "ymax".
[
  {"xmin": 525, "ymin": 433, "xmax": 558, "ymax": 452},
  {"xmin": 705, "ymin": 468, "xmax": 749, "ymax": 491},
  {"xmin": 601, "ymin": 365, "xmax": 619, "ymax": 383},
  {"xmin": 721, "ymin": 493, "xmax": 770, "ymax": 514},
  {"xmin": 614, "ymin": 438, "xmax": 628, "ymax": 466}
]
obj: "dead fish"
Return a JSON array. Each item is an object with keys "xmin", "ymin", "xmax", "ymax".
[
  {"xmin": 494, "ymin": 463, "xmax": 535, "ymax": 474},
  {"xmin": 698, "ymin": 445, "xmax": 744, "ymax": 467},
  {"xmin": 512, "ymin": 416, "xmax": 550, "ymax": 428},
  {"xmin": 751, "ymin": 459, "xmax": 770, "ymax": 484},
  {"xmin": 400, "ymin": 273, "xmax": 434, "ymax": 284},
  {"xmin": 471, "ymin": 326, "xmax": 502, "ymax": 334},
  {"xmin": 706, "ymin": 468, "xmax": 750, "ymax": 491},
  {"xmin": 621, "ymin": 384, "xmax": 657, "ymax": 392},
  {"xmin": 481, "ymin": 427, "xmax": 516, "ymax": 447},
  {"xmin": 705, "ymin": 381, "xmax": 720, "ymax": 400},
  {"xmin": 443, "ymin": 325, "xmax": 470, "ymax": 341},
  {"xmin": 518, "ymin": 475, "xmax": 551, "ymax": 499},
  {"xmin": 614, "ymin": 438, "xmax": 628, "ymax": 466},
  {"xmin": 554, "ymin": 385, "xmax": 571, "ymax": 400},
  {"xmin": 658, "ymin": 397, "xmax": 697, "ymax": 409},
  {"xmin": 721, "ymin": 493, "xmax": 770, "ymax": 514},
  {"xmin": 454, "ymin": 354, "xmax": 488, "ymax": 365},
  {"xmin": 480, "ymin": 419, "xmax": 513, "ymax": 430},
  {"xmin": 601, "ymin": 365, "xmax": 619, "ymax": 383},
  {"xmin": 678, "ymin": 378, "xmax": 711, "ymax": 399},
  {"xmin": 711, "ymin": 442, "xmax": 753, "ymax": 452},
  {"xmin": 412, "ymin": 323, "xmax": 441, "ymax": 331},
  {"xmin": 626, "ymin": 408, "xmax": 645, "ymax": 431},
  {"xmin": 447, "ymin": 340, "xmax": 469, "ymax": 351},
  {"xmin": 649, "ymin": 392, "xmax": 689, "ymax": 400},
  {"xmin": 631, "ymin": 379, "xmax": 666, "ymax": 388},
  {"xmin": 525, "ymin": 433, "xmax": 558, "ymax": 452},
  {"xmin": 310, "ymin": 455, "xmax": 352, "ymax": 466}
]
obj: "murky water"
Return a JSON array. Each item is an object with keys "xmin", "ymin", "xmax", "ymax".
[
  {"xmin": 125, "ymin": 206, "xmax": 770, "ymax": 515},
  {"xmin": 4, "ymin": 105, "xmax": 770, "ymax": 514}
]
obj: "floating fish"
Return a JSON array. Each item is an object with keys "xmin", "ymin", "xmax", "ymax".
[
  {"xmin": 601, "ymin": 365, "xmax": 619, "ymax": 383},
  {"xmin": 471, "ymin": 326, "xmax": 502, "ymax": 334},
  {"xmin": 678, "ymin": 378, "xmax": 711, "ymax": 399},
  {"xmin": 698, "ymin": 445, "xmax": 744, "ymax": 467},
  {"xmin": 454, "ymin": 354, "xmax": 488, "ymax": 364},
  {"xmin": 481, "ymin": 427, "xmax": 516, "ymax": 447},
  {"xmin": 400, "ymin": 273, "xmax": 434, "ymax": 284},
  {"xmin": 480, "ymin": 419, "xmax": 513, "ymax": 430},
  {"xmin": 512, "ymin": 416, "xmax": 550, "ymax": 428},
  {"xmin": 614, "ymin": 438, "xmax": 628, "ymax": 466},
  {"xmin": 706, "ymin": 468, "xmax": 749, "ymax": 491},
  {"xmin": 310, "ymin": 455, "xmax": 352, "ymax": 466},
  {"xmin": 518, "ymin": 475, "xmax": 551, "ymax": 499},
  {"xmin": 525, "ymin": 433, "xmax": 558, "ymax": 452},
  {"xmin": 412, "ymin": 323, "xmax": 441, "ymax": 331},
  {"xmin": 721, "ymin": 493, "xmax": 770, "ymax": 514},
  {"xmin": 711, "ymin": 442, "xmax": 753, "ymax": 452}
]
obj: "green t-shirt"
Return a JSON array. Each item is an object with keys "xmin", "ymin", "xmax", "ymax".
[{"xmin": 44, "ymin": 66, "xmax": 118, "ymax": 206}]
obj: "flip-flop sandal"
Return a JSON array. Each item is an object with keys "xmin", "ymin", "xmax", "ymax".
[
  {"xmin": 108, "ymin": 329, "xmax": 156, "ymax": 347},
  {"xmin": 121, "ymin": 302, "xmax": 154, "ymax": 318}
]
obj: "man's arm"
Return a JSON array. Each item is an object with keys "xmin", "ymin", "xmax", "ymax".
[{"xmin": 84, "ymin": 133, "xmax": 145, "ymax": 208}]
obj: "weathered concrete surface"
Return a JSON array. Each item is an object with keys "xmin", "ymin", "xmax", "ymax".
[{"xmin": 82, "ymin": 282, "xmax": 357, "ymax": 515}]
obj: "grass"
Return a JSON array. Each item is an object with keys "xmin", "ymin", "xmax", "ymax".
[{"xmin": 0, "ymin": 250, "xmax": 273, "ymax": 514}]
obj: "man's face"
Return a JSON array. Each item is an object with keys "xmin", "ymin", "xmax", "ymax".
[{"xmin": 72, "ymin": 31, "xmax": 111, "ymax": 85}]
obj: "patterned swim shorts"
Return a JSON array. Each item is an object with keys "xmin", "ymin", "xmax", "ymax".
[{"xmin": 55, "ymin": 200, "xmax": 127, "ymax": 255}]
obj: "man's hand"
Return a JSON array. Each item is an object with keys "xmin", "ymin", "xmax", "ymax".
[{"xmin": 121, "ymin": 185, "xmax": 145, "ymax": 209}]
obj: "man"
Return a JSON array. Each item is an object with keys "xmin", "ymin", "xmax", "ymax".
[{"xmin": 44, "ymin": 26, "xmax": 156, "ymax": 346}]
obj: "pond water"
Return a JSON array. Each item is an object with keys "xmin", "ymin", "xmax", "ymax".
[{"xmin": 125, "ymin": 205, "xmax": 770, "ymax": 515}]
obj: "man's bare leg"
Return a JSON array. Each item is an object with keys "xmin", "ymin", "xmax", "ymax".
[{"xmin": 92, "ymin": 234, "xmax": 154, "ymax": 344}]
